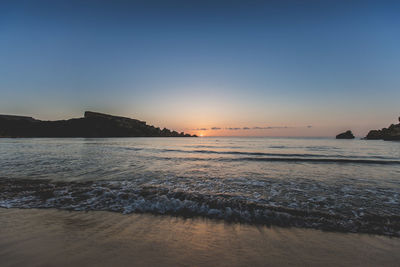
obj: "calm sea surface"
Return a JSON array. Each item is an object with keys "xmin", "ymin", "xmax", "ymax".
[{"xmin": 1, "ymin": 137, "xmax": 400, "ymax": 236}]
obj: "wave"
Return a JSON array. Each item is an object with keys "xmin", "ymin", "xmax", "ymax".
[
  {"xmin": 236, "ymin": 157, "xmax": 400, "ymax": 165},
  {"xmin": 1, "ymin": 178, "xmax": 399, "ymax": 237},
  {"xmin": 183, "ymin": 145, "xmax": 242, "ymax": 149},
  {"xmin": 159, "ymin": 148, "xmax": 398, "ymax": 161},
  {"xmin": 152, "ymin": 155, "xmax": 400, "ymax": 165}
]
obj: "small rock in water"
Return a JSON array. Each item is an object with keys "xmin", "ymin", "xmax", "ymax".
[{"xmin": 336, "ymin": 130, "xmax": 355, "ymax": 139}]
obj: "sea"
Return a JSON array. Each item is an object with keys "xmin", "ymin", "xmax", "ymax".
[{"xmin": 1, "ymin": 137, "xmax": 399, "ymax": 236}]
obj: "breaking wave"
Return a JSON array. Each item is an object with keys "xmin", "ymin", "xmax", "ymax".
[
  {"xmin": 1, "ymin": 137, "xmax": 399, "ymax": 237},
  {"xmin": 1, "ymin": 178, "xmax": 399, "ymax": 237}
]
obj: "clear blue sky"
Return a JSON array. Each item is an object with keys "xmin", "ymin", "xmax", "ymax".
[{"xmin": 1, "ymin": 0, "xmax": 399, "ymax": 136}]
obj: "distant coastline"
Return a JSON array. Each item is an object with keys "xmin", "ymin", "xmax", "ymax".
[{"xmin": 0, "ymin": 111, "xmax": 197, "ymax": 138}]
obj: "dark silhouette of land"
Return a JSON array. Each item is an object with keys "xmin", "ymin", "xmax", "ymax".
[
  {"xmin": 364, "ymin": 117, "xmax": 400, "ymax": 141},
  {"xmin": 335, "ymin": 117, "xmax": 400, "ymax": 141},
  {"xmin": 0, "ymin": 111, "xmax": 196, "ymax": 138},
  {"xmin": 336, "ymin": 130, "xmax": 355, "ymax": 139}
]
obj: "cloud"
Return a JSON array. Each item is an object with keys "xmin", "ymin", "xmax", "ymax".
[
  {"xmin": 192, "ymin": 125, "xmax": 312, "ymax": 131},
  {"xmin": 252, "ymin": 126, "xmax": 290, "ymax": 130}
]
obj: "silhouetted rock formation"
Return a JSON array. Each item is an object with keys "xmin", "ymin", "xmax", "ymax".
[
  {"xmin": 0, "ymin": 115, "xmax": 37, "ymax": 122},
  {"xmin": 365, "ymin": 117, "xmax": 400, "ymax": 141},
  {"xmin": 336, "ymin": 130, "xmax": 355, "ymax": 139},
  {"xmin": 0, "ymin": 111, "xmax": 196, "ymax": 138}
]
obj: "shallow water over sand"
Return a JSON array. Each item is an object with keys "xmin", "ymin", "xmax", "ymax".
[
  {"xmin": 0, "ymin": 137, "xmax": 399, "ymax": 235},
  {"xmin": 0, "ymin": 208, "xmax": 399, "ymax": 267}
]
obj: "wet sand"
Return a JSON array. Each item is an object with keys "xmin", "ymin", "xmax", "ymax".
[{"xmin": 0, "ymin": 208, "xmax": 399, "ymax": 267}]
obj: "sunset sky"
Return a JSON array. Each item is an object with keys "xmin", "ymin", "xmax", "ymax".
[{"xmin": 1, "ymin": 0, "xmax": 399, "ymax": 137}]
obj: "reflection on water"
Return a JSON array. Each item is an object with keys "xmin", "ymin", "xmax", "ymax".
[
  {"xmin": 1, "ymin": 137, "xmax": 399, "ymax": 183},
  {"xmin": 0, "ymin": 137, "xmax": 399, "ymax": 236},
  {"xmin": 0, "ymin": 208, "xmax": 399, "ymax": 267}
]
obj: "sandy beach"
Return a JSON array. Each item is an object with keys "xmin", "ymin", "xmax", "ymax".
[
  {"xmin": 2, "ymin": 0, "xmax": 400, "ymax": 266},
  {"xmin": 0, "ymin": 208, "xmax": 399, "ymax": 267}
]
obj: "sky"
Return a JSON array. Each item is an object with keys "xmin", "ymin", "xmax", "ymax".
[{"xmin": 1, "ymin": 0, "xmax": 399, "ymax": 137}]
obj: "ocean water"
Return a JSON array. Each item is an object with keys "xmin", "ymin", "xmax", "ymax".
[{"xmin": 1, "ymin": 137, "xmax": 399, "ymax": 236}]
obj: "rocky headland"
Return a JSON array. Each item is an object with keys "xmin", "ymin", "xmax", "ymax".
[
  {"xmin": 0, "ymin": 111, "xmax": 196, "ymax": 138},
  {"xmin": 364, "ymin": 117, "xmax": 400, "ymax": 141}
]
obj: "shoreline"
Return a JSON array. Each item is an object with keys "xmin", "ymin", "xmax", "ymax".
[
  {"xmin": 2, "ymin": 177, "xmax": 399, "ymax": 238},
  {"xmin": 1, "ymin": 208, "xmax": 399, "ymax": 267}
]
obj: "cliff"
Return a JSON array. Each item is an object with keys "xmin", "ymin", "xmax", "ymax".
[
  {"xmin": 0, "ymin": 111, "xmax": 196, "ymax": 138},
  {"xmin": 364, "ymin": 117, "xmax": 400, "ymax": 141}
]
